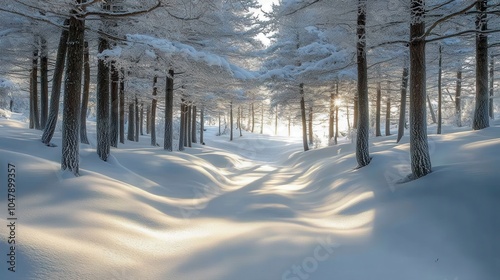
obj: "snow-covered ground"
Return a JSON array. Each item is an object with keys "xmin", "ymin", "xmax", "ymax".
[{"xmin": 0, "ymin": 112, "xmax": 499, "ymax": 280}]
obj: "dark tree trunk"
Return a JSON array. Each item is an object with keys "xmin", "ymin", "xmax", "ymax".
[
  {"xmin": 127, "ymin": 102, "xmax": 134, "ymax": 141},
  {"xmin": 308, "ymin": 106, "xmax": 313, "ymax": 144},
  {"xmin": 140, "ymin": 102, "xmax": 144, "ymax": 135},
  {"xmin": 251, "ymin": 102, "xmax": 255, "ymax": 133},
  {"xmin": 40, "ymin": 36, "xmax": 48, "ymax": 129},
  {"xmin": 346, "ymin": 103, "xmax": 351, "ymax": 130},
  {"xmin": 80, "ymin": 41, "xmax": 90, "ymax": 144},
  {"xmin": 473, "ymin": 0, "xmax": 489, "ymax": 130},
  {"xmin": 42, "ymin": 19, "xmax": 69, "ymax": 145},
  {"xmin": 437, "ymin": 45, "xmax": 443, "ymax": 134},
  {"xmin": 489, "ymin": 55, "xmax": 494, "ymax": 119},
  {"xmin": 184, "ymin": 103, "xmax": 189, "ymax": 147},
  {"xmin": 135, "ymin": 96, "xmax": 139, "ymax": 142},
  {"xmin": 119, "ymin": 72, "xmax": 125, "ymax": 144},
  {"xmin": 353, "ymin": 95, "xmax": 358, "ymax": 130},
  {"xmin": 191, "ymin": 105, "xmax": 197, "ymax": 143},
  {"xmin": 30, "ymin": 43, "xmax": 40, "ymax": 130},
  {"xmin": 230, "ymin": 101, "xmax": 234, "ymax": 141},
  {"xmin": 151, "ymin": 75, "xmax": 158, "ymax": 146},
  {"xmin": 356, "ymin": 0, "xmax": 371, "ymax": 167},
  {"xmin": 455, "ymin": 69, "xmax": 462, "ymax": 127},
  {"xmin": 397, "ymin": 65, "xmax": 409, "ymax": 143},
  {"xmin": 409, "ymin": 0, "xmax": 432, "ymax": 178},
  {"xmin": 96, "ymin": 36, "xmax": 110, "ymax": 161},
  {"xmin": 178, "ymin": 99, "xmax": 186, "ymax": 151},
  {"xmin": 110, "ymin": 63, "xmax": 119, "ymax": 147},
  {"xmin": 239, "ymin": 106, "xmax": 243, "ymax": 137},
  {"xmin": 61, "ymin": 6, "xmax": 84, "ymax": 175},
  {"xmin": 200, "ymin": 107, "xmax": 204, "ymax": 144},
  {"xmin": 164, "ymin": 70, "xmax": 174, "ymax": 150},
  {"xmin": 187, "ymin": 104, "xmax": 192, "ymax": 147},
  {"xmin": 329, "ymin": 91, "xmax": 334, "ymax": 142},
  {"xmin": 146, "ymin": 105, "xmax": 150, "ymax": 134},
  {"xmin": 385, "ymin": 98, "xmax": 391, "ymax": 136},
  {"xmin": 300, "ymin": 83, "xmax": 309, "ymax": 151},
  {"xmin": 375, "ymin": 81, "xmax": 382, "ymax": 137}
]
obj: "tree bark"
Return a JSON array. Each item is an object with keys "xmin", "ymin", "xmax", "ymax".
[
  {"xmin": 409, "ymin": 0, "xmax": 432, "ymax": 178},
  {"xmin": 437, "ymin": 45, "xmax": 443, "ymax": 134},
  {"xmin": 42, "ymin": 19, "xmax": 69, "ymax": 145},
  {"xmin": 151, "ymin": 75, "xmax": 158, "ymax": 146},
  {"xmin": 119, "ymin": 72, "xmax": 125, "ymax": 144},
  {"xmin": 200, "ymin": 107, "xmax": 204, "ymax": 144},
  {"xmin": 489, "ymin": 55, "xmax": 494, "ymax": 119},
  {"xmin": 455, "ymin": 69, "xmax": 462, "ymax": 127},
  {"xmin": 375, "ymin": 81, "xmax": 382, "ymax": 137},
  {"xmin": 146, "ymin": 105, "xmax": 150, "ymax": 134},
  {"xmin": 80, "ymin": 41, "xmax": 90, "ymax": 144},
  {"xmin": 187, "ymin": 104, "xmax": 192, "ymax": 147},
  {"xmin": 110, "ymin": 63, "xmax": 119, "ymax": 147},
  {"xmin": 164, "ymin": 70, "xmax": 174, "ymax": 150},
  {"xmin": 40, "ymin": 36, "xmax": 48, "ymax": 129},
  {"xmin": 30, "ymin": 41, "xmax": 40, "ymax": 130},
  {"xmin": 397, "ymin": 65, "xmax": 409, "ymax": 143},
  {"xmin": 473, "ymin": 0, "xmax": 489, "ymax": 130},
  {"xmin": 300, "ymin": 83, "xmax": 309, "ymax": 151},
  {"xmin": 329, "ymin": 91, "xmax": 334, "ymax": 142},
  {"xmin": 127, "ymin": 102, "xmax": 134, "ymax": 141},
  {"xmin": 239, "ymin": 106, "xmax": 243, "ymax": 137},
  {"xmin": 191, "ymin": 105, "xmax": 197, "ymax": 143},
  {"xmin": 230, "ymin": 101, "xmax": 234, "ymax": 141},
  {"xmin": 178, "ymin": 99, "xmax": 185, "ymax": 151},
  {"xmin": 308, "ymin": 106, "xmax": 313, "ymax": 144},
  {"xmin": 356, "ymin": 0, "xmax": 371, "ymax": 167},
  {"xmin": 140, "ymin": 102, "xmax": 144, "ymax": 135},
  {"xmin": 385, "ymin": 98, "xmax": 391, "ymax": 136},
  {"xmin": 96, "ymin": 36, "xmax": 110, "ymax": 161},
  {"xmin": 135, "ymin": 96, "xmax": 139, "ymax": 142},
  {"xmin": 61, "ymin": 6, "xmax": 84, "ymax": 175},
  {"xmin": 335, "ymin": 102, "xmax": 339, "ymax": 145}
]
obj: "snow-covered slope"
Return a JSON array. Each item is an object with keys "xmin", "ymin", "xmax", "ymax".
[{"xmin": 0, "ymin": 114, "xmax": 499, "ymax": 280}]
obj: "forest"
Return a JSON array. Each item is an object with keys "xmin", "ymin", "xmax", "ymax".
[{"xmin": 0, "ymin": 0, "xmax": 499, "ymax": 279}]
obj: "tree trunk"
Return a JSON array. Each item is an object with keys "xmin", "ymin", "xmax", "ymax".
[
  {"xmin": 96, "ymin": 36, "xmax": 110, "ymax": 161},
  {"xmin": 427, "ymin": 95, "xmax": 437, "ymax": 124},
  {"xmin": 247, "ymin": 105, "xmax": 251, "ymax": 130},
  {"xmin": 30, "ymin": 42, "xmax": 40, "ymax": 130},
  {"xmin": 300, "ymin": 83, "xmax": 309, "ymax": 151},
  {"xmin": 335, "ymin": 103, "xmax": 339, "ymax": 145},
  {"xmin": 385, "ymin": 98, "xmax": 391, "ymax": 136},
  {"xmin": 437, "ymin": 45, "xmax": 443, "ymax": 134},
  {"xmin": 119, "ymin": 72, "xmax": 125, "ymax": 144},
  {"xmin": 40, "ymin": 36, "xmax": 48, "ymax": 129},
  {"xmin": 308, "ymin": 106, "xmax": 313, "ymax": 144},
  {"xmin": 260, "ymin": 103, "xmax": 264, "ymax": 134},
  {"xmin": 409, "ymin": 0, "xmax": 432, "ymax": 178},
  {"xmin": 473, "ymin": 0, "xmax": 489, "ymax": 130},
  {"xmin": 329, "ymin": 91, "xmax": 334, "ymax": 142},
  {"xmin": 146, "ymin": 105, "xmax": 150, "ymax": 134},
  {"xmin": 200, "ymin": 107, "xmax": 204, "ymax": 144},
  {"xmin": 164, "ymin": 70, "xmax": 174, "ymax": 150},
  {"xmin": 455, "ymin": 69, "xmax": 462, "ymax": 127},
  {"xmin": 127, "ymin": 102, "xmax": 134, "ymax": 141},
  {"xmin": 187, "ymin": 104, "xmax": 192, "ymax": 147},
  {"xmin": 218, "ymin": 112, "xmax": 221, "ymax": 136},
  {"xmin": 178, "ymin": 99, "xmax": 185, "ymax": 151},
  {"xmin": 140, "ymin": 102, "xmax": 144, "ymax": 135},
  {"xmin": 397, "ymin": 65, "xmax": 409, "ymax": 143},
  {"xmin": 110, "ymin": 63, "xmax": 119, "ymax": 147},
  {"xmin": 375, "ymin": 81, "xmax": 382, "ymax": 137},
  {"xmin": 135, "ymin": 96, "xmax": 139, "ymax": 142},
  {"xmin": 42, "ymin": 19, "xmax": 69, "ymax": 145},
  {"xmin": 80, "ymin": 41, "xmax": 90, "ymax": 144},
  {"xmin": 489, "ymin": 55, "xmax": 494, "ymax": 119},
  {"xmin": 356, "ymin": 0, "xmax": 371, "ymax": 167},
  {"xmin": 151, "ymin": 75, "xmax": 158, "ymax": 146},
  {"xmin": 230, "ymin": 101, "xmax": 234, "ymax": 141},
  {"xmin": 61, "ymin": 7, "xmax": 84, "ymax": 176}
]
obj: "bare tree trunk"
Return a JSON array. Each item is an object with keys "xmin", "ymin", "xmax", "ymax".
[
  {"xmin": 300, "ymin": 83, "xmax": 309, "ymax": 151},
  {"xmin": 308, "ymin": 106, "xmax": 313, "ymax": 144},
  {"xmin": 335, "ymin": 103, "xmax": 339, "ymax": 145},
  {"xmin": 437, "ymin": 45, "xmax": 443, "ymax": 134},
  {"xmin": 110, "ymin": 63, "xmax": 119, "ymax": 147},
  {"xmin": 119, "ymin": 72, "xmax": 125, "ymax": 144},
  {"xmin": 473, "ymin": 0, "xmax": 489, "ymax": 130},
  {"xmin": 489, "ymin": 54, "xmax": 494, "ymax": 119},
  {"xmin": 397, "ymin": 65, "xmax": 409, "ymax": 143},
  {"xmin": 30, "ymin": 41, "xmax": 40, "ymax": 130},
  {"xmin": 427, "ymin": 95, "xmax": 437, "ymax": 124},
  {"xmin": 96, "ymin": 36, "xmax": 110, "ymax": 161},
  {"xmin": 146, "ymin": 105, "xmax": 150, "ymax": 134},
  {"xmin": 239, "ymin": 106, "xmax": 243, "ymax": 137},
  {"xmin": 178, "ymin": 99, "xmax": 185, "ymax": 151},
  {"xmin": 151, "ymin": 75, "xmax": 158, "ymax": 146},
  {"xmin": 200, "ymin": 107, "xmax": 204, "ymax": 144},
  {"xmin": 375, "ymin": 81, "xmax": 382, "ymax": 137},
  {"xmin": 409, "ymin": 0, "xmax": 431, "ymax": 178},
  {"xmin": 140, "ymin": 102, "xmax": 144, "ymax": 135},
  {"xmin": 329, "ymin": 91, "xmax": 334, "ymax": 142},
  {"xmin": 127, "ymin": 102, "xmax": 134, "ymax": 141},
  {"xmin": 230, "ymin": 101, "xmax": 234, "ymax": 141},
  {"xmin": 247, "ymin": 105, "xmax": 251, "ymax": 130},
  {"xmin": 135, "ymin": 96, "xmax": 139, "ymax": 142},
  {"xmin": 164, "ymin": 70, "xmax": 174, "ymax": 150},
  {"xmin": 40, "ymin": 36, "xmax": 48, "ymax": 129},
  {"xmin": 61, "ymin": 6, "xmax": 84, "ymax": 175},
  {"xmin": 353, "ymin": 94, "xmax": 358, "ymax": 130},
  {"xmin": 455, "ymin": 68, "xmax": 462, "ymax": 127},
  {"xmin": 80, "ymin": 41, "xmax": 90, "ymax": 144},
  {"xmin": 42, "ymin": 19, "xmax": 69, "ymax": 145},
  {"xmin": 356, "ymin": 0, "xmax": 371, "ymax": 167},
  {"xmin": 187, "ymin": 104, "xmax": 192, "ymax": 147},
  {"xmin": 385, "ymin": 98, "xmax": 391, "ymax": 136}
]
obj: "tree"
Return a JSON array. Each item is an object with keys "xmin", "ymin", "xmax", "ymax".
[
  {"xmin": 164, "ymin": 70, "xmax": 174, "ymax": 151},
  {"xmin": 473, "ymin": 0, "xmax": 489, "ymax": 130},
  {"xmin": 96, "ymin": 36, "xmax": 111, "ymax": 161}
]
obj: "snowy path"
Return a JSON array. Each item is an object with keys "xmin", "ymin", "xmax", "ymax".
[{"xmin": 0, "ymin": 118, "xmax": 499, "ymax": 280}]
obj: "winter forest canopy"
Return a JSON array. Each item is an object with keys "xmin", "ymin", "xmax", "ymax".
[{"xmin": 0, "ymin": 0, "xmax": 500, "ymax": 279}]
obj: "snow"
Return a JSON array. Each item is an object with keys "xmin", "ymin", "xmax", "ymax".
[{"xmin": 0, "ymin": 113, "xmax": 499, "ymax": 279}]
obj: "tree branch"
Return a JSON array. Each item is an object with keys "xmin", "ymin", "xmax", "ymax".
[
  {"xmin": 424, "ymin": 1, "xmax": 476, "ymax": 38},
  {"xmin": 83, "ymin": 1, "xmax": 161, "ymax": 18}
]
